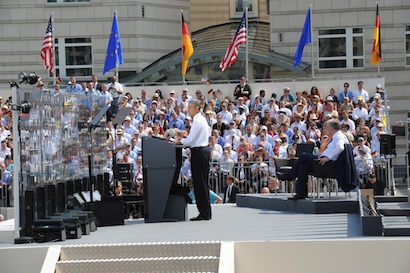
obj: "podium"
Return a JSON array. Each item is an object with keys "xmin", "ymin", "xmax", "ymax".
[{"xmin": 142, "ymin": 137, "xmax": 187, "ymax": 222}]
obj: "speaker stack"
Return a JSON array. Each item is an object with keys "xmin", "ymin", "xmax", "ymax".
[{"xmin": 380, "ymin": 134, "xmax": 396, "ymax": 155}]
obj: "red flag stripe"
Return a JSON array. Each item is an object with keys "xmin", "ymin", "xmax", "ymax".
[
  {"xmin": 41, "ymin": 16, "xmax": 54, "ymax": 76},
  {"xmin": 220, "ymin": 12, "xmax": 246, "ymax": 71}
]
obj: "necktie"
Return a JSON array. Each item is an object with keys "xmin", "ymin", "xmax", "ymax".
[
  {"xmin": 227, "ymin": 186, "xmax": 231, "ymax": 202},
  {"xmin": 231, "ymin": 136, "xmax": 234, "ymax": 146},
  {"xmin": 318, "ymin": 137, "xmax": 333, "ymax": 156}
]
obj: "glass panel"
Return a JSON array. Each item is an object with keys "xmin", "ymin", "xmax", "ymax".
[
  {"xmin": 66, "ymin": 68, "xmax": 93, "ymax": 77},
  {"xmin": 65, "ymin": 46, "xmax": 92, "ymax": 65},
  {"xmin": 65, "ymin": 38, "xmax": 91, "ymax": 44},
  {"xmin": 253, "ymin": 63, "xmax": 270, "ymax": 80},
  {"xmin": 353, "ymin": 36, "xmax": 363, "ymax": 56},
  {"xmin": 406, "ymin": 26, "xmax": 410, "ymax": 32},
  {"xmin": 319, "ymin": 60, "xmax": 346, "ymax": 69},
  {"xmin": 407, "ymin": 56, "xmax": 410, "ymax": 66},
  {"xmin": 319, "ymin": 37, "xmax": 346, "ymax": 57},
  {"xmin": 235, "ymin": 0, "xmax": 253, "ymax": 13},
  {"xmin": 353, "ymin": 28, "xmax": 363, "ymax": 34},
  {"xmin": 318, "ymin": 29, "xmax": 345, "ymax": 35},
  {"xmin": 208, "ymin": 60, "xmax": 246, "ymax": 81},
  {"xmin": 406, "ymin": 34, "xmax": 410, "ymax": 54},
  {"xmin": 55, "ymin": 47, "xmax": 59, "ymax": 66},
  {"xmin": 353, "ymin": 59, "xmax": 364, "ymax": 68}
]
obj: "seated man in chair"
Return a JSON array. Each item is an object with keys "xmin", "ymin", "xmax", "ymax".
[{"xmin": 277, "ymin": 119, "xmax": 349, "ymax": 200}]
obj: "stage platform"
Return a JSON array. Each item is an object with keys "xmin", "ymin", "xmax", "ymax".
[{"xmin": 236, "ymin": 193, "xmax": 359, "ymax": 214}]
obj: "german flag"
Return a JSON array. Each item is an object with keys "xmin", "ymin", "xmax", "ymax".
[
  {"xmin": 181, "ymin": 13, "xmax": 194, "ymax": 76},
  {"xmin": 370, "ymin": 5, "xmax": 382, "ymax": 66}
]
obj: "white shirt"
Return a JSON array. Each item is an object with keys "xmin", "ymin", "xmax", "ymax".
[
  {"xmin": 181, "ymin": 112, "xmax": 210, "ymax": 148},
  {"xmin": 352, "ymin": 107, "xmax": 369, "ymax": 121},
  {"xmin": 217, "ymin": 110, "xmax": 232, "ymax": 125},
  {"xmin": 353, "ymin": 89, "xmax": 369, "ymax": 103},
  {"xmin": 340, "ymin": 118, "xmax": 356, "ymax": 133},
  {"xmin": 107, "ymin": 82, "xmax": 123, "ymax": 99},
  {"xmin": 321, "ymin": 130, "xmax": 349, "ymax": 161}
]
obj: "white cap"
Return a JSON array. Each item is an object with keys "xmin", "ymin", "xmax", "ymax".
[{"xmin": 224, "ymin": 143, "xmax": 231, "ymax": 148}]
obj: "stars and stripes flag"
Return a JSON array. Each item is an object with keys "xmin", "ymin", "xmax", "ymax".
[
  {"xmin": 41, "ymin": 16, "xmax": 54, "ymax": 76},
  {"xmin": 370, "ymin": 4, "xmax": 382, "ymax": 66},
  {"xmin": 219, "ymin": 12, "xmax": 247, "ymax": 71}
]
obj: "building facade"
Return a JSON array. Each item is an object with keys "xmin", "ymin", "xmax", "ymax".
[{"xmin": 0, "ymin": 0, "xmax": 409, "ymax": 152}]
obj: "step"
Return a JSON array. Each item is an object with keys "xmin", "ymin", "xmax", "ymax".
[
  {"xmin": 375, "ymin": 196, "xmax": 408, "ymax": 203},
  {"xmin": 60, "ymin": 241, "xmax": 221, "ymax": 260},
  {"xmin": 383, "ymin": 216, "xmax": 410, "ymax": 236},
  {"xmin": 56, "ymin": 256, "xmax": 219, "ymax": 273}
]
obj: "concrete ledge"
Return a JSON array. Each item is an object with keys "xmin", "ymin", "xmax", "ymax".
[
  {"xmin": 234, "ymin": 239, "xmax": 410, "ymax": 273},
  {"xmin": 0, "ymin": 219, "xmax": 15, "ymax": 243},
  {"xmin": 236, "ymin": 193, "xmax": 359, "ymax": 214},
  {"xmin": 218, "ymin": 241, "xmax": 234, "ymax": 273}
]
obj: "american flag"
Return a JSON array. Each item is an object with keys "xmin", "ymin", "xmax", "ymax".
[
  {"xmin": 41, "ymin": 16, "xmax": 54, "ymax": 76},
  {"xmin": 220, "ymin": 12, "xmax": 247, "ymax": 71}
]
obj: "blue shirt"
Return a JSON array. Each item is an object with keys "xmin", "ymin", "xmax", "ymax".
[{"xmin": 66, "ymin": 83, "xmax": 82, "ymax": 94}]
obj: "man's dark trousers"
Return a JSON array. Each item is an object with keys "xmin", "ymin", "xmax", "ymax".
[{"xmin": 191, "ymin": 147, "xmax": 211, "ymax": 219}]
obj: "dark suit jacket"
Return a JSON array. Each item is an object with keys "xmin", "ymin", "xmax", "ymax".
[
  {"xmin": 233, "ymin": 162, "xmax": 251, "ymax": 182},
  {"xmin": 212, "ymin": 122, "xmax": 228, "ymax": 135},
  {"xmin": 222, "ymin": 184, "xmax": 240, "ymax": 203},
  {"xmin": 95, "ymin": 82, "xmax": 102, "ymax": 92},
  {"xmin": 336, "ymin": 143, "xmax": 358, "ymax": 192}
]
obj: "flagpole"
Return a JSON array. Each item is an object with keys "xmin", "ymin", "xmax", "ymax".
[
  {"xmin": 376, "ymin": 2, "xmax": 380, "ymax": 78},
  {"xmin": 245, "ymin": 7, "xmax": 249, "ymax": 81},
  {"xmin": 115, "ymin": 12, "xmax": 118, "ymax": 79},
  {"xmin": 181, "ymin": 10, "xmax": 186, "ymax": 84},
  {"xmin": 51, "ymin": 12, "xmax": 56, "ymax": 85},
  {"xmin": 309, "ymin": 5, "xmax": 314, "ymax": 80}
]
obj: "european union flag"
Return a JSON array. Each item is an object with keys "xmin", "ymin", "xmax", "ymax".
[
  {"xmin": 294, "ymin": 8, "xmax": 312, "ymax": 67},
  {"xmin": 103, "ymin": 12, "xmax": 123, "ymax": 75}
]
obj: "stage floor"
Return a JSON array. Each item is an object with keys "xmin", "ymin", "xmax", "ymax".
[{"xmin": 0, "ymin": 199, "xmax": 367, "ymax": 248}]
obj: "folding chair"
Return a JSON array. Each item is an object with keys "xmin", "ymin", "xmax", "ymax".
[
  {"xmin": 274, "ymin": 158, "xmax": 296, "ymax": 193},
  {"xmin": 312, "ymin": 160, "xmax": 338, "ymax": 198},
  {"xmin": 295, "ymin": 143, "xmax": 314, "ymax": 158}
]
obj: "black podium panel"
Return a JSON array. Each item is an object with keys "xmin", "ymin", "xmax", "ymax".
[{"xmin": 142, "ymin": 137, "xmax": 186, "ymax": 223}]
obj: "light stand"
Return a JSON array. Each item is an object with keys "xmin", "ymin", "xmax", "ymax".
[
  {"xmin": 10, "ymin": 72, "xmax": 39, "ymax": 243},
  {"xmin": 88, "ymin": 105, "xmax": 110, "ymax": 203}
]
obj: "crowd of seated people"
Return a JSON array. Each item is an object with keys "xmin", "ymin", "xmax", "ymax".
[{"xmin": 102, "ymin": 78, "xmax": 388, "ymax": 197}]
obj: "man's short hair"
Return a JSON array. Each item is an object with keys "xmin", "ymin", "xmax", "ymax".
[
  {"xmin": 188, "ymin": 99, "xmax": 201, "ymax": 109},
  {"xmin": 325, "ymin": 119, "xmax": 341, "ymax": 131},
  {"xmin": 226, "ymin": 175, "xmax": 235, "ymax": 181}
]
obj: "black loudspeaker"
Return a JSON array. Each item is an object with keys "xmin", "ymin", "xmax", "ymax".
[
  {"xmin": 36, "ymin": 187, "xmax": 46, "ymax": 220},
  {"xmin": 46, "ymin": 184, "xmax": 56, "ymax": 216},
  {"xmin": 56, "ymin": 182, "xmax": 66, "ymax": 212},
  {"xmin": 103, "ymin": 172, "xmax": 110, "ymax": 184},
  {"xmin": 392, "ymin": 126, "xmax": 405, "ymax": 136},
  {"xmin": 82, "ymin": 177, "xmax": 89, "ymax": 191},
  {"xmin": 380, "ymin": 134, "xmax": 396, "ymax": 155},
  {"xmin": 87, "ymin": 197, "xmax": 124, "ymax": 227},
  {"xmin": 23, "ymin": 190, "xmax": 34, "ymax": 236},
  {"xmin": 74, "ymin": 179, "xmax": 82, "ymax": 193},
  {"xmin": 96, "ymin": 174, "xmax": 104, "ymax": 195},
  {"xmin": 66, "ymin": 180, "xmax": 74, "ymax": 196}
]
